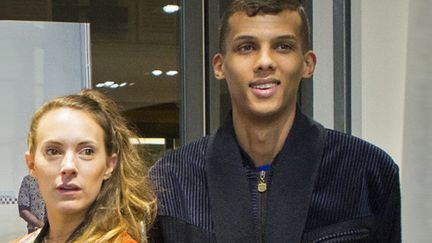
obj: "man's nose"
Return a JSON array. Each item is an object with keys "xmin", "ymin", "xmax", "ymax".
[{"xmin": 254, "ymin": 48, "xmax": 276, "ymax": 73}]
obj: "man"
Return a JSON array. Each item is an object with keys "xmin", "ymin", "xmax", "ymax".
[
  {"xmin": 18, "ymin": 174, "xmax": 45, "ymax": 233},
  {"xmin": 150, "ymin": 0, "xmax": 400, "ymax": 242}
]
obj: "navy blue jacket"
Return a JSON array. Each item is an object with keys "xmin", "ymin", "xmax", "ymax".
[{"xmin": 150, "ymin": 110, "xmax": 400, "ymax": 243}]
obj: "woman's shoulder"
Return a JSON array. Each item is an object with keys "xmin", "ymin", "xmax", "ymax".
[
  {"xmin": 119, "ymin": 232, "xmax": 138, "ymax": 243},
  {"xmin": 10, "ymin": 229, "xmax": 41, "ymax": 243}
]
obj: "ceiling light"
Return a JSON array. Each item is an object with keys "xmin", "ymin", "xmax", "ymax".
[
  {"xmin": 96, "ymin": 83, "xmax": 104, "ymax": 88},
  {"xmin": 120, "ymin": 82, "xmax": 127, "ymax": 87},
  {"xmin": 166, "ymin": 70, "xmax": 178, "ymax": 76},
  {"xmin": 129, "ymin": 82, "xmax": 135, "ymax": 86},
  {"xmin": 110, "ymin": 84, "xmax": 119, "ymax": 88},
  {"xmin": 163, "ymin": 4, "xmax": 180, "ymax": 14},
  {"xmin": 104, "ymin": 81, "xmax": 115, "ymax": 87},
  {"xmin": 152, "ymin": 70, "xmax": 163, "ymax": 76},
  {"xmin": 130, "ymin": 138, "xmax": 166, "ymax": 145}
]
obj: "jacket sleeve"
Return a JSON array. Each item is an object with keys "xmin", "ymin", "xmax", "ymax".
[
  {"xmin": 377, "ymin": 173, "xmax": 401, "ymax": 242},
  {"xmin": 149, "ymin": 217, "xmax": 164, "ymax": 243}
]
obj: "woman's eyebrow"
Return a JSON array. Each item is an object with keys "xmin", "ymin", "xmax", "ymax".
[{"xmin": 41, "ymin": 140, "xmax": 62, "ymax": 146}]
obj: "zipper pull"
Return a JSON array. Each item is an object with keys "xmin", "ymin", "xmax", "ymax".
[{"xmin": 258, "ymin": 170, "xmax": 267, "ymax": 193}]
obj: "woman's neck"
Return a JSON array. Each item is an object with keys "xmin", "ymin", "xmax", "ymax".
[{"xmin": 44, "ymin": 209, "xmax": 86, "ymax": 243}]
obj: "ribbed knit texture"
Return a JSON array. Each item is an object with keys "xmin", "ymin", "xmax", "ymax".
[
  {"xmin": 305, "ymin": 129, "xmax": 398, "ymax": 230},
  {"xmin": 150, "ymin": 128, "xmax": 399, "ymax": 240},
  {"xmin": 150, "ymin": 137, "xmax": 213, "ymax": 231}
]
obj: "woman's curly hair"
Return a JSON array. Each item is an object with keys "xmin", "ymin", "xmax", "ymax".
[{"xmin": 27, "ymin": 89, "xmax": 157, "ymax": 242}]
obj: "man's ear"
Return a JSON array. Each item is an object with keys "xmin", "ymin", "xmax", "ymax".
[
  {"xmin": 25, "ymin": 152, "xmax": 36, "ymax": 177},
  {"xmin": 212, "ymin": 53, "xmax": 225, "ymax": 80},
  {"xmin": 104, "ymin": 153, "xmax": 118, "ymax": 180},
  {"xmin": 302, "ymin": 50, "xmax": 316, "ymax": 79}
]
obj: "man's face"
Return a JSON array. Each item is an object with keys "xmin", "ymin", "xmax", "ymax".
[{"xmin": 213, "ymin": 10, "xmax": 315, "ymax": 119}]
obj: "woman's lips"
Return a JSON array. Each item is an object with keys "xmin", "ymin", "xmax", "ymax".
[{"xmin": 56, "ymin": 184, "xmax": 81, "ymax": 195}]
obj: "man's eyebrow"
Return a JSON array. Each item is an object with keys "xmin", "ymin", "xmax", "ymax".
[
  {"xmin": 232, "ymin": 35, "xmax": 257, "ymax": 42},
  {"xmin": 232, "ymin": 34, "xmax": 298, "ymax": 42},
  {"xmin": 274, "ymin": 34, "xmax": 297, "ymax": 41}
]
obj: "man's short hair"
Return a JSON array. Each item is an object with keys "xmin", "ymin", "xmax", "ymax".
[{"xmin": 218, "ymin": 0, "xmax": 310, "ymax": 54}]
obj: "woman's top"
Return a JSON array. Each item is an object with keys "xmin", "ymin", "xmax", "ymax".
[
  {"xmin": 11, "ymin": 229, "xmax": 40, "ymax": 243},
  {"xmin": 12, "ymin": 228, "xmax": 138, "ymax": 243}
]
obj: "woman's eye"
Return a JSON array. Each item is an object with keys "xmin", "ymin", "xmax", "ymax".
[
  {"xmin": 46, "ymin": 148, "xmax": 61, "ymax": 156},
  {"xmin": 80, "ymin": 148, "xmax": 94, "ymax": 156}
]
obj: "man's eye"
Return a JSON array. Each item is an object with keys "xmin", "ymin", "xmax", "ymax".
[
  {"xmin": 238, "ymin": 44, "xmax": 255, "ymax": 52},
  {"xmin": 276, "ymin": 43, "xmax": 294, "ymax": 51}
]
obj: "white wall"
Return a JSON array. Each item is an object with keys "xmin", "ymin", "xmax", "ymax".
[
  {"xmin": 357, "ymin": 0, "xmax": 409, "ymax": 167},
  {"xmin": 0, "ymin": 21, "xmax": 90, "ymax": 241},
  {"xmin": 314, "ymin": 0, "xmax": 407, "ymax": 167},
  {"xmin": 312, "ymin": 0, "xmax": 334, "ymax": 129},
  {"xmin": 401, "ymin": 1, "xmax": 432, "ymax": 241},
  {"xmin": 350, "ymin": 1, "xmax": 432, "ymax": 241}
]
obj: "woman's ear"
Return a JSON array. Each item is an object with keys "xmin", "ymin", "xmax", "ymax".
[
  {"xmin": 104, "ymin": 153, "xmax": 118, "ymax": 180},
  {"xmin": 212, "ymin": 53, "xmax": 226, "ymax": 80},
  {"xmin": 25, "ymin": 152, "xmax": 36, "ymax": 177},
  {"xmin": 302, "ymin": 50, "xmax": 317, "ymax": 79}
]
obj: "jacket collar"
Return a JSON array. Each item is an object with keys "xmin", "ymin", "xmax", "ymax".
[{"xmin": 206, "ymin": 108, "xmax": 326, "ymax": 242}]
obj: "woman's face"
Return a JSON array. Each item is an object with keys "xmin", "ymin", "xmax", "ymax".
[{"xmin": 26, "ymin": 107, "xmax": 117, "ymax": 219}]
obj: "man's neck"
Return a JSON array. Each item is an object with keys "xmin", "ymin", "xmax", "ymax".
[{"xmin": 233, "ymin": 107, "xmax": 297, "ymax": 167}]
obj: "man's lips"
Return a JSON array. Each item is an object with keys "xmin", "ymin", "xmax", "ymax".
[
  {"xmin": 248, "ymin": 79, "xmax": 280, "ymax": 98},
  {"xmin": 248, "ymin": 79, "xmax": 281, "ymax": 89}
]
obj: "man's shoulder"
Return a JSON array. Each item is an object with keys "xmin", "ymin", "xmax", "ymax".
[
  {"xmin": 149, "ymin": 136, "xmax": 212, "ymax": 224},
  {"xmin": 150, "ymin": 136, "xmax": 210, "ymax": 175},
  {"xmin": 323, "ymin": 128, "xmax": 399, "ymax": 173}
]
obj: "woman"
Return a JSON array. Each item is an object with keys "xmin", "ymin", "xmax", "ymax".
[{"xmin": 14, "ymin": 89, "xmax": 157, "ymax": 242}]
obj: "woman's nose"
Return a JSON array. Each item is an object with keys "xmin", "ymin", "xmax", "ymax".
[{"xmin": 60, "ymin": 151, "xmax": 78, "ymax": 176}]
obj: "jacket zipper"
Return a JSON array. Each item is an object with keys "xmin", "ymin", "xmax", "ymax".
[{"xmin": 257, "ymin": 170, "xmax": 267, "ymax": 243}]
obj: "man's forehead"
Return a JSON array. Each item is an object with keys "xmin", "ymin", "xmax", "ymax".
[
  {"xmin": 227, "ymin": 10, "xmax": 302, "ymax": 38},
  {"xmin": 229, "ymin": 9, "xmax": 301, "ymax": 22}
]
